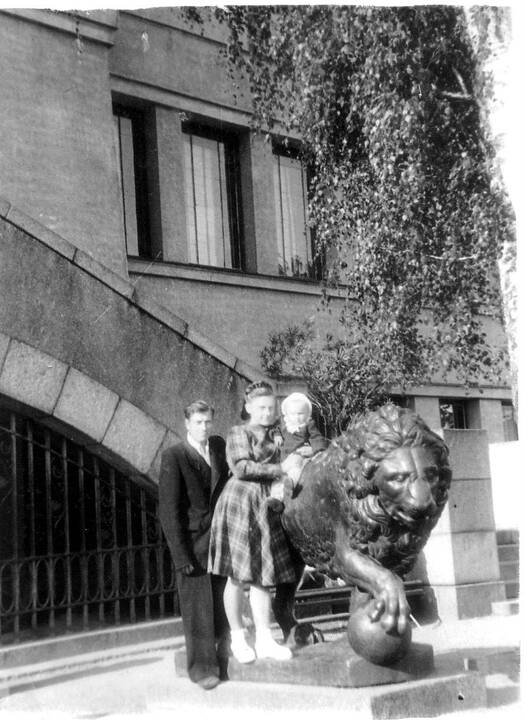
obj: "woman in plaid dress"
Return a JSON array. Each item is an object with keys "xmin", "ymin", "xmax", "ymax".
[{"xmin": 208, "ymin": 381, "xmax": 296, "ymax": 664}]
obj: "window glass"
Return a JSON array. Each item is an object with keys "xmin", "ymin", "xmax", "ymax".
[
  {"xmin": 273, "ymin": 150, "xmax": 312, "ymax": 277},
  {"xmin": 114, "ymin": 113, "xmax": 139, "ymax": 256},
  {"xmin": 439, "ymin": 400, "xmax": 468, "ymax": 429},
  {"xmin": 183, "ymin": 126, "xmax": 241, "ymax": 269},
  {"xmin": 113, "ymin": 105, "xmax": 152, "ymax": 259}
]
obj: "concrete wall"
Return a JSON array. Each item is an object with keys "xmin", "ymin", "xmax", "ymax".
[
  {"xmin": 424, "ymin": 429, "xmax": 505, "ymax": 619},
  {"xmin": 109, "ymin": 10, "xmax": 251, "ymax": 115},
  {"xmin": 132, "ymin": 270, "xmax": 321, "ymax": 369},
  {"xmin": 0, "ymin": 10, "xmax": 127, "ymax": 276},
  {"xmin": 0, "ymin": 205, "xmax": 266, "ymax": 483},
  {"xmin": 131, "ymin": 268, "xmax": 512, "ymax": 409}
]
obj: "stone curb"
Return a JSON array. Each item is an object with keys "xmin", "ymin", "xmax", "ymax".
[
  {"xmin": 73, "ymin": 247, "xmax": 135, "ymax": 299},
  {"xmin": 0, "ymin": 638, "xmax": 184, "ymax": 695}
]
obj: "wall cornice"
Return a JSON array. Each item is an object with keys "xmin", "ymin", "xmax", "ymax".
[{"xmin": 0, "ymin": 9, "xmax": 118, "ymax": 46}]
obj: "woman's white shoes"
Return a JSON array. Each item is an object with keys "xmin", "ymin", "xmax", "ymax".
[
  {"xmin": 254, "ymin": 637, "xmax": 292, "ymax": 661},
  {"xmin": 231, "ymin": 635, "xmax": 292, "ymax": 663},
  {"xmin": 231, "ymin": 637, "xmax": 256, "ymax": 664}
]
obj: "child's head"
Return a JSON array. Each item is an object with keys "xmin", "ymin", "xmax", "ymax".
[
  {"xmin": 244, "ymin": 381, "xmax": 277, "ymax": 427},
  {"xmin": 281, "ymin": 392, "xmax": 312, "ymax": 429}
]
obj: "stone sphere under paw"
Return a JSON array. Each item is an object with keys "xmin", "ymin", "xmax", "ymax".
[{"xmin": 347, "ymin": 602, "xmax": 412, "ymax": 666}]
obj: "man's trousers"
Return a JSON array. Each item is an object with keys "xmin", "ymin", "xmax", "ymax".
[{"xmin": 176, "ymin": 570, "xmax": 229, "ymax": 682}]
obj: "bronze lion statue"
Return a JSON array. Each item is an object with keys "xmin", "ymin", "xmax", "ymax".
[{"xmin": 273, "ymin": 402, "xmax": 451, "ymax": 665}]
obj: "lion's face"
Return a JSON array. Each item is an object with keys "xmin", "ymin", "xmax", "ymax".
[{"xmin": 374, "ymin": 446, "xmax": 439, "ymax": 527}]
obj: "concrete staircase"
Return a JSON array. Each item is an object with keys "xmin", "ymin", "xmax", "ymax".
[{"xmin": 497, "ymin": 529, "xmax": 519, "ymax": 600}]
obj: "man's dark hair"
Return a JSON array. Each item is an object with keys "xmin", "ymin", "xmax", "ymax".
[{"xmin": 184, "ymin": 400, "xmax": 214, "ymax": 420}]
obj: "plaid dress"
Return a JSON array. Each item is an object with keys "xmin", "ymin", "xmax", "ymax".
[{"xmin": 208, "ymin": 423, "xmax": 297, "ymax": 586}]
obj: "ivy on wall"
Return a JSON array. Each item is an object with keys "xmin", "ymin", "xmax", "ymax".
[{"xmin": 184, "ymin": 5, "xmax": 515, "ymax": 433}]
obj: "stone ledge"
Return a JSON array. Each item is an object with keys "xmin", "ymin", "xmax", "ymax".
[
  {"xmin": 369, "ymin": 670, "xmax": 486, "ymax": 719},
  {"xmin": 4, "ymin": 204, "xmax": 76, "ymax": 261},
  {"xmin": 73, "ymin": 248, "xmax": 135, "ymax": 299},
  {"xmin": 0, "ymin": 9, "xmax": 118, "ymax": 45},
  {"xmin": 432, "ymin": 581, "xmax": 506, "ymax": 621},
  {"xmin": 132, "ymin": 287, "xmax": 188, "ymax": 337},
  {"xmin": 491, "ymin": 600, "xmax": 519, "ymax": 617},
  {"xmin": 0, "ymin": 619, "xmax": 183, "ymax": 672},
  {"xmin": 185, "ymin": 327, "xmax": 237, "ymax": 370},
  {"xmin": 0, "ymin": 332, "xmax": 10, "ymax": 372},
  {"xmin": 233, "ymin": 357, "xmax": 269, "ymax": 383},
  {"xmin": 0, "ymin": 198, "xmax": 11, "ymax": 218},
  {"xmin": 128, "ymin": 257, "xmax": 325, "ymax": 296}
]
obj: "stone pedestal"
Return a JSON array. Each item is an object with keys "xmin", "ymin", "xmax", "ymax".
[
  {"xmin": 424, "ymin": 429, "xmax": 505, "ymax": 620},
  {"xmin": 175, "ymin": 639, "xmax": 435, "ymax": 688}
]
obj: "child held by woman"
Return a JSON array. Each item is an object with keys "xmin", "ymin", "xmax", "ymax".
[{"xmin": 267, "ymin": 392, "xmax": 328, "ymax": 512}]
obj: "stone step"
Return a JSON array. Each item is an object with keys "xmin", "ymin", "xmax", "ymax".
[
  {"xmin": 0, "ymin": 617, "xmax": 183, "ymax": 669},
  {"xmin": 497, "ymin": 543, "xmax": 519, "ymax": 562},
  {"xmin": 496, "ymin": 529, "xmax": 519, "ymax": 545},
  {"xmin": 504, "ymin": 580, "xmax": 520, "ymax": 600},
  {"xmin": 499, "ymin": 559, "xmax": 520, "ymax": 582},
  {"xmin": 1, "ymin": 641, "xmax": 489, "ymax": 720},
  {"xmin": 0, "ymin": 637, "xmax": 183, "ymax": 694},
  {"xmin": 491, "ymin": 599, "xmax": 520, "ymax": 617}
]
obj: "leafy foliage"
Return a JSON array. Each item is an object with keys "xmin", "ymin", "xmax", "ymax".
[{"xmin": 183, "ymin": 5, "xmax": 515, "ymax": 433}]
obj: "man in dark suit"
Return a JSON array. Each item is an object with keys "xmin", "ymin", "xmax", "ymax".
[{"xmin": 159, "ymin": 400, "xmax": 230, "ymax": 690}]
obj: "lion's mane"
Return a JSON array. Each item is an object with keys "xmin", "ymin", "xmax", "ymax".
[{"xmin": 332, "ymin": 403, "xmax": 451, "ymax": 576}]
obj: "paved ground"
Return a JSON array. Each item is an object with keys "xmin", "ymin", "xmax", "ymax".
[{"xmin": 0, "ymin": 613, "xmax": 521, "ymax": 720}]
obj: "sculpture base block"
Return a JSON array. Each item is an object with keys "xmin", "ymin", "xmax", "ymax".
[{"xmin": 175, "ymin": 638, "xmax": 434, "ymax": 688}]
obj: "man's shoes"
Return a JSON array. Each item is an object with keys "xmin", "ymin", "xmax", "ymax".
[
  {"xmin": 196, "ymin": 675, "xmax": 220, "ymax": 690},
  {"xmin": 267, "ymin": 498, "xmax": 285, "ymax": 513}
]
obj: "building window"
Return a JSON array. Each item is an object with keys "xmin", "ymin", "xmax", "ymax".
[
  {"xmin": 113, "ymin": 104, "xmax": 153, "ymax": 259},
  {"xmin": 502, "ymin": 402, "xmax": 518, "ymax": 442},
  {"xmin": 182, "ymin": 123, "xmax": 243, "ymax": 270},
  {"xmin": 273, "ymin": 145, "xmax": 315, "ymax": 278},
  {"xmin": 439, "ymin": 400, "xmax": 468, "ymax": 429},
  {"xmin": 389, "ymin": 395, "xmax": 412, "ymax": 409}
]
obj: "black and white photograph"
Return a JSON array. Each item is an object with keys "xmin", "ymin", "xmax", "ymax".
[{"xmin": 0, "ymin": 2, "xmax": 522, "ymax": 718}]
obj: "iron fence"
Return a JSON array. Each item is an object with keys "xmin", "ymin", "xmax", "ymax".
[{"xmin": 0, "ymin": 407, "xmax": 178, "ymax": 643}]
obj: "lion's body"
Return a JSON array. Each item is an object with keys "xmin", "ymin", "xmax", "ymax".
[
  {"xmin": 282, "ymin": 403, "xmax": 451, "ymax": 582},
  {"xmin": 276, "ymin": 403, "xmax": 451, "ymax": 657}
]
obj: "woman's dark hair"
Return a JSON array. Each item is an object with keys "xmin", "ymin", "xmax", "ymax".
[
  {"xmin": 241, "ymin": 381, "xmax": 275, "ymax": 419},
  {"xmin": 245, "ymin": 381, "xmax": 275, "ymax": 401}
]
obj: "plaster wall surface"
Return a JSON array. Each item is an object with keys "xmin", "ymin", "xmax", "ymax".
[
  {"xmin": 132, "ymin": 274, "xmax": 321, "ymax": 370},
  {"xmin": 0, "ymin": 12, "xmax": 127, "ymax": 276},
  {"xmin": 109, "ymin": 11, "xmax": 250, "ymax": 114},
  {"xmin": 132, "ymin": 273, "xmax": 512, "ymax": 404}
]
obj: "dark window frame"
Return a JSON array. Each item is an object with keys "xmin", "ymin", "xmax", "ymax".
[
  {"xmin": 439, "ymin": 399, "xmax": 468, "ymax": 429},
  {"xmin": 113, "ymin": 103, "xmax": 153, "ymax": 260},
  {"xmin": 182, "ymin": 121, "xmax": 245, "ymax": 271},
  {"xmin": 272, "ymin": 142, "xmax": 322, "ymax": 281},
  {"xmin": 501, "ymin": 401, "xmax": 518, "ymax": 442}
]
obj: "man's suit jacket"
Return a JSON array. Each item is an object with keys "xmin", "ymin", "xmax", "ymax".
[{"xmin": 158, "ymin": 435, "xmax": 229, "ymax": 573}]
